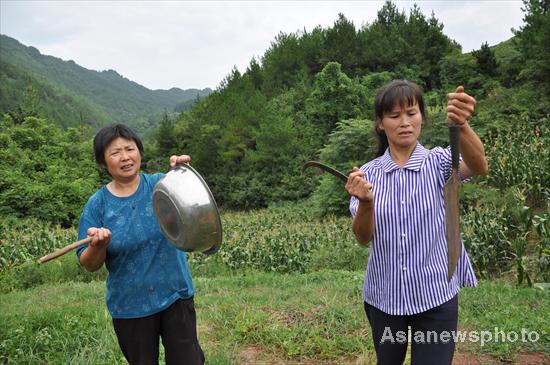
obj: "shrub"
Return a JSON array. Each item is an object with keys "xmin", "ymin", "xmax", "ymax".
[{"xmin": 0, "ymin": 116, "xmax": 101, "ymax": 226}]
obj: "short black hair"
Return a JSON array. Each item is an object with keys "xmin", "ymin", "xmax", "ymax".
[{"xmin": 93, "ymin": 124, "xmax": 144, "ymax": 167}]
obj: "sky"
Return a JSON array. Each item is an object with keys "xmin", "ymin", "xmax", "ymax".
[{"xmin": 0, "ymin": 1, "xmax": 525, "ymax": 91}]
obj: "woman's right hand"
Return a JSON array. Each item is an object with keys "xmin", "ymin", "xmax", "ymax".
[
  {"xmin": 87, "ymin": 227, "xmax": 111, "ymax": 248},
  {"xmin": 80, "ymin": 227, "xmax": 111, "ymax": 272},
  {"xmin": 346, "ymin": 167, "xmax": 373, "ymax": 204}
]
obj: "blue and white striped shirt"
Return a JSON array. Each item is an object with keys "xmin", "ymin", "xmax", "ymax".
[{"xmin": 350, "ymin": 142, "xmax": 477, "ymax": 315}]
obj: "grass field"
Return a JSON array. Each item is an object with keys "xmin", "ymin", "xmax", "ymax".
[
  {"xmin": 1, "ymin": 203, "xmax": 549, "ymax": 364},
  {"xmin": 1, "ymin": 269, "xmax": 549, "ymax": 364}
]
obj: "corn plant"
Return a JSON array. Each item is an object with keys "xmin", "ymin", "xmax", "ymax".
[
  {"xmin": 484, "ymin": 116, "xmax": 550, "ymax": 206},
  {"xmin": 189, "ymin": 202, "xmax": 361, "ymax": 274},
  {"xmin": 0, "ymin": 217, "xmax": 76, "ymax": 271},
  {"xmin": 533, "ymin": 209, "xmax": 550, "ymax": 282}
]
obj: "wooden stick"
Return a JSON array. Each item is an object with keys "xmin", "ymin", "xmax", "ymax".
[{"xmin": 37, "ymin": 237, "xmax": 93, "ymax": 265}]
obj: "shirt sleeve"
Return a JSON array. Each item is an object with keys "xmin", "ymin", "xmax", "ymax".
[
  {"xmin": 76, "ymin": 192, "xmax": 103, "ymax": 257},
  {"xmin": 350, "ymin": 195, "xmax": 359, "ymax": 217},
  {"xmin": 149, "ymin": 172, "xmax": 165, "ymax": 185}
]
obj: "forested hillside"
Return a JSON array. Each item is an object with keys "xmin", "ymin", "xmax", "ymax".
[
  {"xmin": 0, "ymin": 34, "xmax": 212, "ymax": 132},
  {"xmin": 155, "ymin": 1, "xmax": 549, "ymax": 211}
]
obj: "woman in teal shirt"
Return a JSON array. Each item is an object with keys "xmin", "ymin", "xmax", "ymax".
[{"xmin": 77, "ymin": 124, "xmax": 204, "ymax": 365}]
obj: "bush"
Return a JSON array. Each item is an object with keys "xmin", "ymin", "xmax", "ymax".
[
  {"xmin": 461, "ymin": 193, "xmax": 513, "ymax": 278},
  {"xmin": 0, "ymin": 256, "xmax": 107, "ymax": 294},
  {"xmin": 0, "ymin": 217, "xmax": 76, "ymax": 271},
  {"xmin": 533, "ymin": 207, "xmax": 550, "ymax": 282},
  {"xmin": 0, "ymin": 116, "xmax": 101, "ymax": 226}
]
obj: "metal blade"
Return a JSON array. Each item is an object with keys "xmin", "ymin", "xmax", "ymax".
[
  {"xmin": 444, "ymin": 171, "xmax": 461, "ymax": 281},
  {"xmin": 303, "ymin": 161, "xmax": 348, "ymax": 183},
  {"xmin": 445, "ymin": 123, "xmax": 462, "ymax": 282}
]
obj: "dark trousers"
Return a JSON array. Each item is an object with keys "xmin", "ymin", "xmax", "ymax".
[
  {"xmin": 364, "ymin": 295, "xmax": 458, "ymax": 365},
  {"xmin": 112, "ymin": 297, "xmax": 205, "ymax": 365}
]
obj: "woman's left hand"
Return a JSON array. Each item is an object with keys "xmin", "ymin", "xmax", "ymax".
[
  {"xmin": 447, "ymin": 86, "xmax": 476, "ymax": 126},
  {"xmin": 170, "ymin": 155, "xmax": 192, "ymax": 167}
]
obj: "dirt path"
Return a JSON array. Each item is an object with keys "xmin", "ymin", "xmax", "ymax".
[
  {"xmin": 236, "ymin": 348, "xmax": 550, "ymax": 365},
  {"xmin": 453, "ymin": 352, "xmax": 549, "ymax": 365}
]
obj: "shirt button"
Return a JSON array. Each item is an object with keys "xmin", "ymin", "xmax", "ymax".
[
  {"xmin": 401, "ymin": 233, "xmax": 406, "ymax": 238},
  {"xmin": 401, "ymin": 200, "xmax": 405, "ymax": 205},
  {"xmin": 148, "ymin": 287, "xmax": 155, "ymax": 292},
  {"xmin": 403, "ymin": 267, "xmax": 407, "ymax": 271}
]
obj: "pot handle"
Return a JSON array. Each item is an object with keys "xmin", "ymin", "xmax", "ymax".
[
  {"xmin": 37, "ymin": 237, "xmax": 93, "ymax": 265},
  {"xmin": 170, "ymin": 162, "xmax": 192, "ymax": 172}
]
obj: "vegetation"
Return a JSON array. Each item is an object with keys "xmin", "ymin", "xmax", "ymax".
[
  {"xmin": 0, "ymin": 116, "xmax": 101, "ymax": 227},
  {"xmin": 2, "ymin": 274, "xmax": 549, "ymax": 364}
]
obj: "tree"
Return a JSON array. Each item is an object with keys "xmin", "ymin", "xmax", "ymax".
[
  {"xmin": 311, "ymin": 118, "xmax": 378, "ymax": 216},
  {"xmin": 358, "ymin": 1, "xmax": 459, "ymax": 89},
  {"xmin": 155, "ymin": 111, "xmax": 177, "ymax": 157},
  {"xmin": 6, "ymin": 84, "xmax": 41, "ymax": 124},
  {"xmin": 514, "ymin": 0, "xmax": 550, "ymax": 97},
  {"xmin": 322, "ymin": 14, "xmax": 360, "ymax": 75},
  {"xmin": 305, "ymin": 62, "xmax": 365, "ymax": 136},
  {"xmin": 472, "ymin": 42, "xmax": 499, "ymax": 78},
  {"xmin": 261, "ymin": 32, "xmax": 308, "ymax": 96},
  {"xmin": 359, "ymin": 1, "xmax": 407, "ymax": 72}
]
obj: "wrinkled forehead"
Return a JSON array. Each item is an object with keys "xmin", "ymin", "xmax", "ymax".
[{"xmin": 105, "ymin": 137, "xmax": 137, "ymax": 152}]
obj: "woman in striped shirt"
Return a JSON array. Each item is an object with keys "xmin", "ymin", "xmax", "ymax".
[{"xmin": 346, "ymin": 80, "xmax": 488, "ymax": 365}]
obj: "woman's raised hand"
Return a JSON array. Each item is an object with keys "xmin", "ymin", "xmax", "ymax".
[
  {"xmin": 346, "ymin": 167, "xmax": 373, "ymax": 204},
  {"xmin": 169, "ymin": 155, "xmax": 192, "ymax": 167},
  {"xmin": 447, "ymin": 86, "xmax": 476, "ymax": 126}
]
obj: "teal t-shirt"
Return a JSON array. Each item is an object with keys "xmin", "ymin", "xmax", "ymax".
[{"xmin": 76, "ymin": 173, "xmax": 194, "ymax": 319}]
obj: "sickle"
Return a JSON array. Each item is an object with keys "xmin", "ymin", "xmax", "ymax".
[{"xmin": 303, "ymin": 161, "xmax": 348, "ymax": 183}]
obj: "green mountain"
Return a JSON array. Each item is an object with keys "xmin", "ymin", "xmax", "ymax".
[{"xmin": 0, "ymin": 34, "xmax": 212, "ymax": 132}]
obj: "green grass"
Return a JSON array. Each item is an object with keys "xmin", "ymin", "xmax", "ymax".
[
  {"xmin": 1, "ymin": 202, "xmax": 549, "ymax": 363},
  {"xmin": 0, "ymin": 281, "xmax": 122, "ymax": 364},
  {"xmin": 1, "ymin": 270, "xmax": 548, "ymax": 364},
  {"xmin": 196, "ymin": 270, "xmax": 369, "ymax": 363},
  {"xmin": 458, "ymin": 280, "xmax": 550, "ymax": 356}
]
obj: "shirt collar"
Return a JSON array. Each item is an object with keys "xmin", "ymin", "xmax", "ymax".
[{"xmin": 380, "ymin": 142, "xmax": 429, "ymax": 173}]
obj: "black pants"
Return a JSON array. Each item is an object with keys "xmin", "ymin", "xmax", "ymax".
[
  {"xmin": 364, "ymin": 295, "xmax": 458, "ymax": 365},
  {"xmin": 112, "ymin": 297, "xmax": 205, "ymax": 365}
]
